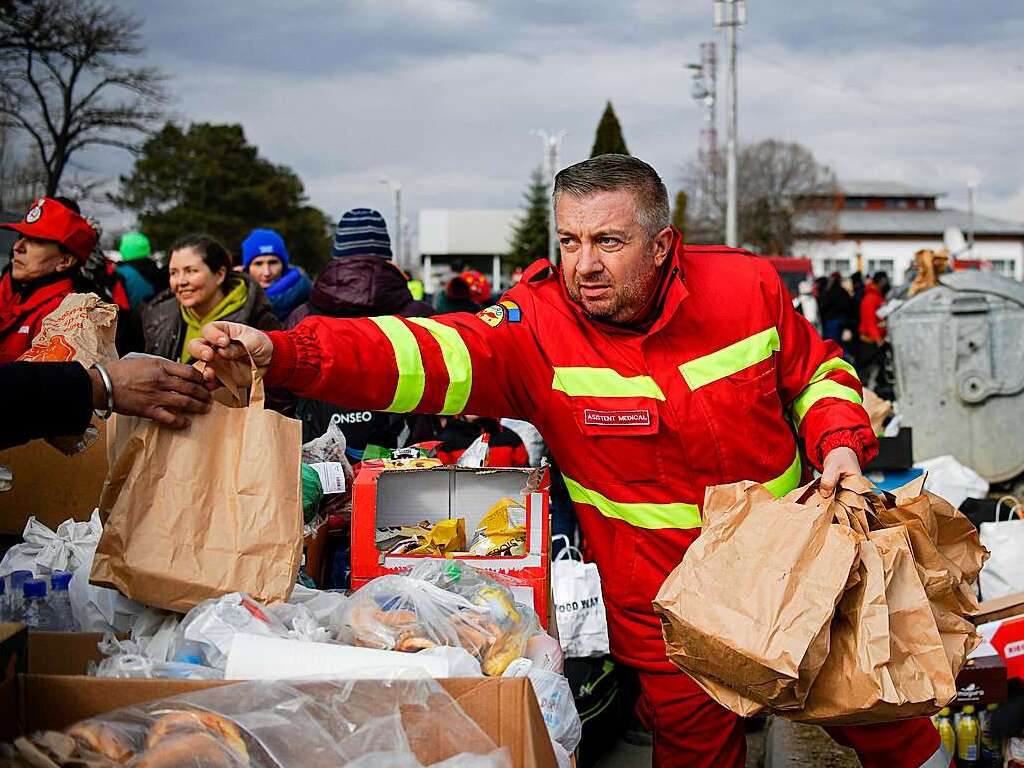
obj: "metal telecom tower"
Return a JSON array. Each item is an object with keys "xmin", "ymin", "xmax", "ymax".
[
  {"xmin": 687, "ymin": 42, "xmax": 717, "ymax": 159},
  {"xmin": 715, "ymin": 0, "xmax": 746, "ymax": 248},
  {"xmin": 532, "ymin": 129, "xmax": 567, "ymax": 265}
]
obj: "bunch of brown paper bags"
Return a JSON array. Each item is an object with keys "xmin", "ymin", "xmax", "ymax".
[{"xmin": 654, "ymin": 475, "xmax": 987, "ymax": 725}]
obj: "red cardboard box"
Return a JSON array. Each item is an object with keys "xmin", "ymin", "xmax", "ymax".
[{"xmin": 351, "ymin": 464, "xmax": 550, "ymax": 625}]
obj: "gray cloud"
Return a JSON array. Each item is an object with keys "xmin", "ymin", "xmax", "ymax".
[{"xmin": 76, "ymin": 0, "xmax": 1024, "ymax": 240}]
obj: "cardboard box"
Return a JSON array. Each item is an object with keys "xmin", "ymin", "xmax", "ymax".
[
  {"xmin": 351, "ymin": 465, "xmax": 551, "ymax": 625},
  {"xmin": 977, "ymin": 614, "xmax": 1024, "ymax": 682},
  {"xmin": 971, "ymin": 591, "xmax": 1024, "ymax": 625},
  {"xmin": 954, "ymin": 653, "xmax": 1008, "ymax": 705},
  {"xmin": 302, "ymin": 517, "xmax": 330, "ymax": 588},
  {"xmin": 6, "ymin": 631, "xmax": 556, "ymax": 768},
  {"xmin": 0, "ymin": 423, "xmax": 107, "ymax": 535}
]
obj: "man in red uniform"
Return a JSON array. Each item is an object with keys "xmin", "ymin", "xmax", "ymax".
[{"xmin": 192, "ymin": 155, "xmax": 949, "ymax": 767}]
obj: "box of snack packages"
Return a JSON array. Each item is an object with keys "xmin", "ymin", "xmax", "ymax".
[{"xmin": 350, "ymin": 462, "xmax": 550, "ymax": 625}]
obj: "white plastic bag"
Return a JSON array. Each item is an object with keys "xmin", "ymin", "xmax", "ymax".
[
  {"xmin": 170, "ymin": 592, "xmax": 289, "ymax": 669},
  {"xmin": 69, "ymin": 542, "xmax": 147, "ymax": 632},
  {"xmin": 980, "ymin": 496, "xmax": 1024, "ymax": 600},
  {"xmin": 915, "ymin": 455, "xmax": 989, "ymax": 508},
  {"xmin": 0, "ymin": 510, "xmax": 102, "ymax": 576},
  {"xmin": 457, "ymin": 434, "xmax": 490, "ymax": 468},
  {"xmin": 551, "ymin": 535, "xmax": 609, "ymax": 658},
  {"xmin": 527, "ymin": 667, "xmax": 583, "ymax": 757}
]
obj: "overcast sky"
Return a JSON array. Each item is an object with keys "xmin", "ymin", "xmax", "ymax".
[{"xmin": 86, "ymin": 0, "xmax": 1024, "ymax": 245}]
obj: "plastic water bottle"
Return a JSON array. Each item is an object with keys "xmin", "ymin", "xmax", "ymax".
[
  {"xmin": 957, "ymin": 705, "xmax": 980, "ymax": 767},
  {"xmin": 21, "ymin": 578, "xmax": 49, "ymax": 629},
  {"xmin": 935, "ymin": 708, "xmax": 956, "ymax": 757},
  {"xmin": 0, "ymin": 578, "xmax": 6, "ymax": 621},
  {"xmin": 980, "ymin": 703, "xmax": 1001, "ymax": 767},
  {"xmin": 48, "ymin": 571, "xmax": 76, "ymax": 631},
  {"xmin": 8, "ymin": 570, "xmax": 33, "ymax": 622}
]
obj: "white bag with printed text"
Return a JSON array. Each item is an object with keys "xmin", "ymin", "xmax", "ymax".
[
  {"xmin": 551, "ymin": 535, "xmax": 609, "ymax": 658},
  {"xmin": 980, "ymin": 496, "xmax": 1024, "ymax": 600}
]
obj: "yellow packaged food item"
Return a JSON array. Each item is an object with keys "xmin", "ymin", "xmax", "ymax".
[
  {"xmin": 408, "ymin": 517, "xmax": 467, "ymax": 555},
  {"xmin": 468, "ymin": 499, "xmax": 528, "ymax": 556}
]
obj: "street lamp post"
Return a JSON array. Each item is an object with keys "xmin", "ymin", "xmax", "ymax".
[
  {"xmin": 380, "ymin": 178, "xmax": 403, "ymax": 270},
  {"xmin": 715, "ymin": 0, "xmax": 746, "ymax": 248},
  {"xmin": 531, "ymin": 129, "xmax": 567, "ymax": 265}
]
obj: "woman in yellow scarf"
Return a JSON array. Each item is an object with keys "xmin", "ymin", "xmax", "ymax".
[{"xmin": 140, "ymin": 234, "xmax": 280, "ymax": 363}]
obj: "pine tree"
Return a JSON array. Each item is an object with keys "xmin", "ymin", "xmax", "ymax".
[
  {"xmin": 671, "ymin": 190, "xmax": 688, "ymax": 240},
  {"xmin": 507, "ymin": 167, "xmax": 551, "ymax": 268},
  {"xmin": 590, "ymin": 101, "xmax": 630, "ymax": 157}
]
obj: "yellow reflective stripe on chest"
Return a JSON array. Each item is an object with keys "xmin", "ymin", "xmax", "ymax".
[
  {"xmin": 551, "ymin": 367, "xmax": 666, "ymax": 400},
  {"xmin": 370, "ymin": 316, "xmax": 426, "ymax": 412},
  {"xmin": 407, "ymin": 318, "xmax": 474, "ymax": 415},
  {"xmin": 563, "ymin": 448, "xmax": 802, "ymax": 530},
  {"xmin": 678, "ymin": 326, "xmax": 781, "ymax": 390},
  {"xmin": 791, "ymin": 357, "xmax": 863, "ymax": 426}
]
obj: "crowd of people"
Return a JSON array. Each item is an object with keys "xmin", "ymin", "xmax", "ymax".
[
  {"xmin": 2, "ymin": 152, "xmax": 954, "ymax": 766},
  {"xmin": 811, "ymin": 269, "xmax": 894, "ymax": 400},
  {"xmin": 0, "ymin": 194, "xmax": 536, "ymax": 470}
]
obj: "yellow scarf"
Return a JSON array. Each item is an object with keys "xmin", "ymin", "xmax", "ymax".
[{"xmin": 179, "ymin": 278, "xmax": 249, "ymax": 363}]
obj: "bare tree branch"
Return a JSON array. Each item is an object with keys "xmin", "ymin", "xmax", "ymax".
[{"xmin": 0, "ymin": 0, "xmax": 167, "ymax": 196}]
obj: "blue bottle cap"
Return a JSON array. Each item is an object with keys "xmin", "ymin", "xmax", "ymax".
[
  {"xmin": 10, "ymin": 570, "xmax": 32, "ymax": 586},
  {"xmin": 23, "ymin": 578, "xmax": 47, "ymax": 599},
  {"xmin": 50, "ymin": 571, "xmax": 73, "ymax": 591}
]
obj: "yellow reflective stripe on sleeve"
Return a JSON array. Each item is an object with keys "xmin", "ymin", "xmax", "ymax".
[
  {"xmin": 678, "ymin": 326, "xmax": 781, "ymax": 390},
  {"xmin": 791, "ymin": 358, "xmax": 864, "ymax": 426},
  {"xmin": 763, "ymin": 450, "xmax": 802, "ymax": 497},
  {"xmin": 370, "ymin": 316, "xmax": 425, "ymax": 412},
  {"xmin": 551, "ymin": 367, "xmax": 666, "ymax": 400},
  {"xmin": 407, "ymin": 318, "xmax": 473, "ymax": 415},
  {"xmin": 563, "ymin": 448, "xmax": 802, "ymax": 530}
]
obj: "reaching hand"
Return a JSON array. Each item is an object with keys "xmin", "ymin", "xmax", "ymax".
[
  {"xmin": 186, "ymin": 321, "xmax": 275, "ymax": 391},
  {"xmin": 96, "ymin": 357, "xmax": 212, "ymax": 429},
  {"xmin": 819, "ymin": 446, "xmax": 862, "ymax": 497}
]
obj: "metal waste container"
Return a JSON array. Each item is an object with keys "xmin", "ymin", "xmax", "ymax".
[{"xmin": 888, "ymin": 271, "xmax": 1024, "ymax": 484}]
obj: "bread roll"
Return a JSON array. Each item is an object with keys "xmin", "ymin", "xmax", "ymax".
[{"xmin": 68, "ymin": 721, "xmax": 135, "ymax": 763}]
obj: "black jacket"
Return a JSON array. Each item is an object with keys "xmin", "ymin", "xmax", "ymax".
[
  {"xmin": 1, "ymin": 362, "xmax": 92, "ymax": 450},
  {"xmin": 140, "ymin": 273, "xmax": 281, "ymax": 361},
  {"xmin": 285, "ymin": 256, "xmax": 435, "ymax": 453}
]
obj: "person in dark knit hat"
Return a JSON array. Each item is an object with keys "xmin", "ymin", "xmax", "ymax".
[
  {"xmin": 331, "ymin": 208, "xmax": 393, "ymax": 259},
  {"xmin": 241, "ymin": 227, "xmax": 311, "ymax": 321}
]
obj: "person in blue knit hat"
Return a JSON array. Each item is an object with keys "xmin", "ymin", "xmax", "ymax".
[{"xmin": 242, "ymin": 227, "xmax": 311, "ymax": 321}]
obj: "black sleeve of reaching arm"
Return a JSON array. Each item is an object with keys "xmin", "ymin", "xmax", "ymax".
[{"xmin": 0, "ymin": 362, "xmax": 94, "ymax": 450}]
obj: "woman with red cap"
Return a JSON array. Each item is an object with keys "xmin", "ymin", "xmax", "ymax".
[{"xmin": 0, "ymin": 197, "xmax": 98, "ymax": 362}]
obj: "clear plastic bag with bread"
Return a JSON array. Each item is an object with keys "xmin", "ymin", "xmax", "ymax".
[
  {"xmin": 11, "ymin": 678, "xmax": 511, "ymax": 767},
  {"xmin": 334, "ymin": 560, "xmax": 544, "ymax": 677},
  {"xmin": 654, "ymin": 474, "xmax": 986, "ymax": 725}
]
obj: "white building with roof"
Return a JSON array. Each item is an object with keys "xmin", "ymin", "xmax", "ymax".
[
  {"xmin": 417, "ymin": 208, "xmax": 519, "ymax": 294},
  {"xmin": 793, "ymin": 181, "xmax": 1024, "ymax": 283}
]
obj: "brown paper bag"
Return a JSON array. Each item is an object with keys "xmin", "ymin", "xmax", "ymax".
[
  {"xmin": 18, "ymin": 293, "xmax": 119, "ymax": 455},
  {"xmin": 90, "ymin": 361, "xmax": 302, "ymax": 612},
  {"xmin": 861, "ymin": 388, "xmax": 892, "ymax": 436},
  {"xmin": 654, "ymin": 480, "xmax": 860, "ymax": 714}
]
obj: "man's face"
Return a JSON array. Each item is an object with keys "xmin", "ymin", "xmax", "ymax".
[
  {"xmin": 248, "ymin": 255, "xmax": 284, "ymax": 288},
  {"xmin": 11, "ymin": 236, "xmax": 76, "ymax": 282},
  {"xmin": 557, "ymin": 189, "xmax": 672, "ymax": 324}
]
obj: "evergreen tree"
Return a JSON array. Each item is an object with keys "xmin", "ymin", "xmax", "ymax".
[
  {"xmin": 112, "ymin": 122, "xmax": 331, "ymax": 273},
  {"xmin": 590, "ymin": 101, "xmax": 630, "ymax": 157},
  {"xmin": 507, "ymin": 167, "xmax": 550, "ymax": 268},
  {"xmin": 671, "ymin": 190, "xmax": 688, "ymax": 240}
]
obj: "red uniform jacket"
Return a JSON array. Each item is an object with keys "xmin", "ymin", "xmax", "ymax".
[
  {"xmin": 858, "ymin": 282, "xmax": 886, "ymax": 342},
  {"xmin": 0, "ymin": 272, "xmax": 75, "ymax": 363},
  {"xmin": 266, "ymin": 233, "xmax": 877, "ymax": 671}
]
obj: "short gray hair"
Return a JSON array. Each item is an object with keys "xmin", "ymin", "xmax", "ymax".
[{"xmin": 553, "ymin": 154, "xmax": 670, "ymax": 239}]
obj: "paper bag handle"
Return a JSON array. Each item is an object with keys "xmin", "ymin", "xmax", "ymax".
[
  {"xmin": 247, "ymin": 352, "xmax": 266, "ymax": 408},
  {"xmin": 995, "ymin": 495, "xmax": 1023, "ymax": 523}
]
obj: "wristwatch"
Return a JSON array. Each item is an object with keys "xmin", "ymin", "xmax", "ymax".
[{"xmin": 91, "ymin": 362, "xmax": 115, "ymax": 420}]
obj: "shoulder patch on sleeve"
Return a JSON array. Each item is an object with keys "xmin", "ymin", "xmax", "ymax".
[{"xmin": 476, "ymin": 299, "xmax": 522, "ymax": 327}]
